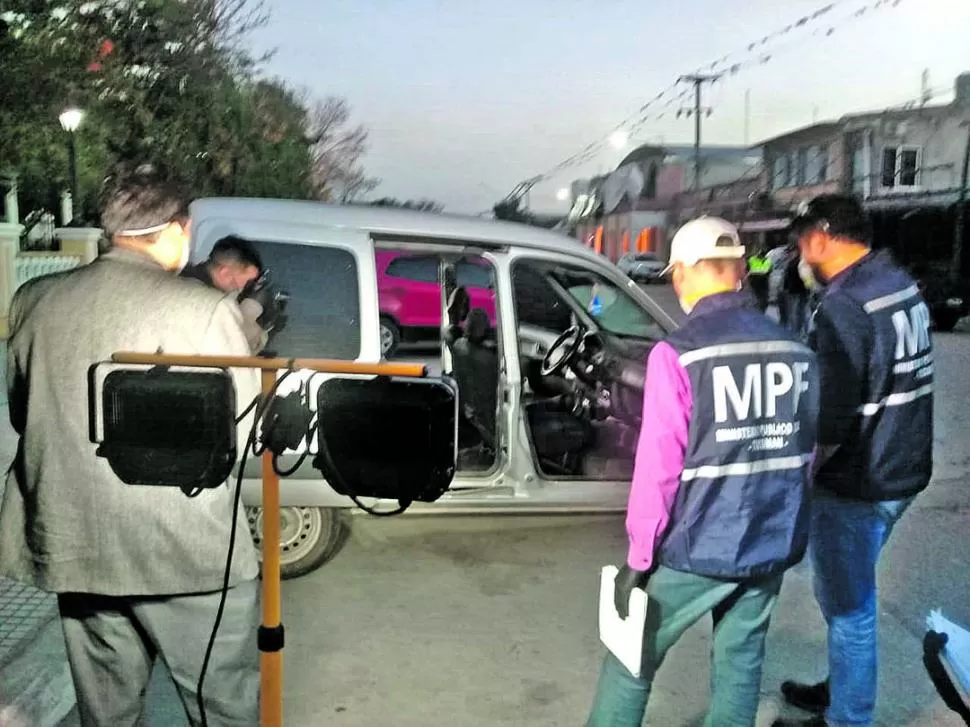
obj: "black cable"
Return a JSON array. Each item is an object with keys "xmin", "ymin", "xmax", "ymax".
[
  {"xmin": 197, "ymin": 366, "xmax": 411, "ymax": 723},
  {"xmin": 196, "ymin": 369, "xmax": 294, "ymax": 727}
]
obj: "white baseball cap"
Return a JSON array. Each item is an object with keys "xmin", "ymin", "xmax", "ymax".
[{"xmin": 661, "ymin": 216, "xmax": 746, "ymax": 276}]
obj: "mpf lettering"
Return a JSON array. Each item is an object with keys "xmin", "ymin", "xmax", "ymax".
[
  {"xmin": 712, "ymin": 361, "xmax": 810, "ymax": 423},
  {"xmin": 892, "ymin": 302, "xmax": 931, "ymax": 360}
]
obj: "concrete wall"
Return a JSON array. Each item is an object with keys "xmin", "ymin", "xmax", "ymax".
[{"xmin": 763, "ymin": 129, "xmax": 847, "ymax": 211}]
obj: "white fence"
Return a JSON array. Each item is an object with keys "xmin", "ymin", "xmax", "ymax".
[{"xmin": 14, "ymin": 254, "xmax": 83, "ymax": 290}]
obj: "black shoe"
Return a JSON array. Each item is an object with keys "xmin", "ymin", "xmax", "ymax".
[
  {"xmin": 780, "ymin": 678, "xmax": 830, "ymax": 714},
  {"xmin": 771, "ymin": 717, "xmax": 828, "ymax": 727}
]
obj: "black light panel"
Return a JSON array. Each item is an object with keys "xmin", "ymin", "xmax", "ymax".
[
  {"xmin": 97, "ymin": 367, "xmax": 237, "ymax": 489},
  {"xmin": 315, "ymin": 376, "xmax": 457, "ymax": 504}
]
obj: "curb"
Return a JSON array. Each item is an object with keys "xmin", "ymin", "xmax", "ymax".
[{"xmin": 0, "ymin": 616, "xmax": 76, "ymax": 727}]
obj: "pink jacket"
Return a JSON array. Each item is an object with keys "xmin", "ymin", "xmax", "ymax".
[{"xmin": 626, "ymin": 341, "xmax": 693, "ymax": 570}]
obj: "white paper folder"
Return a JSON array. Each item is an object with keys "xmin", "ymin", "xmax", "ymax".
[{"xmin": 599, "ymin": 565, "xmax": 649, "ymax": 678}]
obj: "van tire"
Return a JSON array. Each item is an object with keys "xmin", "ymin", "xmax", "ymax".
[
  {"xmin": 246, "ymin": 506, "xmax": 350, "ymax": 580},
  {"xmin": 380, "ymin": 316, "xmax": 401, "ymax": 357}
]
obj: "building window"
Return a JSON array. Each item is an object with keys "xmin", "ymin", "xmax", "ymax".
[
  {"xmin": 644, "ymin": 163, "xmax": 658, "ymax": 198},
  {"xmin": 851, "ymin": 146, "xmax": 865, "ymax": 194},
  {"xmin": 822, "ymin": 144, "xmax": 834, "ymax": 182},
  {"xmin": 805, "ymin": 145, "xmax": 827, "ymax": 185},
  {"xmin": 880, "ymin": 146, "xmax": 921, "ymax": 189},
  {"xmin": 796, "ymin": 148, "xmax": 808, "ymax": 186},
  {"xmin": 772, "ymin": 155, "xmax": 788, "ymax": 190}
]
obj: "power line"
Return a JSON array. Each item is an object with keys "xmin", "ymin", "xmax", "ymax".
[{"xmin": 507, "ymin": 0, "xmax": 912, "ymax": 201}]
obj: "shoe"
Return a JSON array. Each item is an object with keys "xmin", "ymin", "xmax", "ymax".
[
  {"xmin": 771, "ymin": 717, "xmax": 828, "ymax": 727},
  {"xmin": 780, "ymin": 678, "xmax": 830, "ymax": 714}
]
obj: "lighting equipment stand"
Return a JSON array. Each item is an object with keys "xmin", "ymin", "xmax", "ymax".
[{"xmin": 111, "ymin": 352, "xmax": 428, "ymax": 727}]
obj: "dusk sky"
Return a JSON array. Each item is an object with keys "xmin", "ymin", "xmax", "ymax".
[{"xmin": 251, "ymin": 0, "xmax": 970, "ymax": 214}]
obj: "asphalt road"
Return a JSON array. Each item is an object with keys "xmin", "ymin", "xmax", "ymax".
[
  {"xmin": 266, "ymin": 286, "xmax": 970, "ymax": 726},
  {"xmin": 280, "ymin": 289, "xmax": 968, "ymax": 726},
  {"xmin": 37, "ymin": 287, "xmax": 970, "ymax": 725}
]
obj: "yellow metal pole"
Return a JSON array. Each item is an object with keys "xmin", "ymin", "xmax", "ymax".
[
  {"xmin": 259, "ymin": 368, "xmax": 284, "ymax": 727},
  {"xmin": 110, "ymin": 351, "xmax": 428, "ymax": 726}
]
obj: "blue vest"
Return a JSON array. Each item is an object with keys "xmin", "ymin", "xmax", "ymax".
[
  {"xmin": 811, "ymin": 252, "xmax": 934, "ymax": 501},
  {"xmin": 658, "ymin": 292, "xmax": 820, "ymax": 580}
]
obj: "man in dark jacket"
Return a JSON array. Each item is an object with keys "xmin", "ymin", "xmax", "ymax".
[
  {"xmin": 182, "ymin": 236, "xmax": 286, "ymax": 353},
  {"xmin": 774, "ymin": 195, "xmax": 934, "ymax": 727}
]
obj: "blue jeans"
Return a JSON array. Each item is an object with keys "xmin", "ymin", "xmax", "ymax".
[
  {"xmin": 586, "ymin": 566, "xmax": 783, "ymax": 727},
  {"xmin": 810, "ymin": 490, "xmax": 914, "ymax": 727}
]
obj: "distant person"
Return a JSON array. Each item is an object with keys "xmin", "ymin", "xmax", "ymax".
[
  {"xmin": 585, "ymin": 217, "xmax": 819, "ymax": 727},
  {"xmin": 774, "ymin": 194, "xmax": 934, "ymax": 727},
  {"xmin": 0, "ymin": 164, "xmax": 261, "ymax": 725},
  {"xmin": 746, "ymin": 243, "xmax": 773, "ymax": 311},
  {"xmin": 182, "ymin": 235, "xmax": 287, "ymax": 353},
  {"xmin": 781, "ymin": 249, "xmax": 824, "ymax": 343}
]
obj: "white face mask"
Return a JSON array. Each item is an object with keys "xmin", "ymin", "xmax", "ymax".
[
  {"xmin": 174, "ymin": 238, "xmax": 191, "ymax": 274},
  {"xmin": 798, "ymin": 258, "xmax": 819, "ymax": 291}
]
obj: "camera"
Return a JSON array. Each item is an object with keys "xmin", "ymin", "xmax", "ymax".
[{"xmin": 241, "ymin": 270, "xmax": 290, "ymax": 334}]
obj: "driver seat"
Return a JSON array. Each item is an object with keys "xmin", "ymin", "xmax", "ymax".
[{"xmin": 449, "ymin": 308, "xmax": 498, "ymax": 449}]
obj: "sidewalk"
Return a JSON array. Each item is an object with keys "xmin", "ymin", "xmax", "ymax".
[{"xmin": 0, "ymin": 378, "xmax": 76, "ymax": 727}]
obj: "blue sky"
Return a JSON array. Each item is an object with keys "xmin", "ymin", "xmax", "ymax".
[{"xmin": 252, "ymin": 0, "xmax": 970, "ymax": 213}]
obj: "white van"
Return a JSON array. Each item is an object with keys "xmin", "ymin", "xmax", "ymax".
[{"xmin": 189, "ymin": 198, "xmax": 679, "ymax": 578}]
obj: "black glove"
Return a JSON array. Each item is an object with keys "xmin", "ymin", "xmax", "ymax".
[
  {"xmin": 240, "ymin": 272, "xmax": 289, "ymax": 334},
  {"xmin": 614, "ymin": 563, "xmax": 652, "ymax": 620}
]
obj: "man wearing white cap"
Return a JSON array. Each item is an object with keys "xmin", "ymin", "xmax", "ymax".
[{"xmin": 586, "ymin": 217, "xmax": 820, "ymax": 726}]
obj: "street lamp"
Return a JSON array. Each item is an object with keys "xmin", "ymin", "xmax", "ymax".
[
  {"xmin": 59, "ymin": 107, "xmax": 84, "ymax": 224},
  {"xmin": 609, "ymin": 130, "xmax": 629, "ymax": 150},
  {"xmin": 556, "ymin": 188, "xmax": 570, "ymax": 202}
]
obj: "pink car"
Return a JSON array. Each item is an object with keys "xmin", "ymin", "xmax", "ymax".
[{"xmin": 377, "ymin": 251, "xmax": 496, "ymax": 356}]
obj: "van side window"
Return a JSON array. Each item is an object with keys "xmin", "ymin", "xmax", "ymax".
[
  {"xmin": 455, "ymin": 260, "xmax": 494, "ymax": 290},
  {"xmin": 247, "ymin": 241, "xmax": 361, "ymax": 359},
  {"xmin": 511, "ymin": 262, "xmax": 572, "ymax": 332}
]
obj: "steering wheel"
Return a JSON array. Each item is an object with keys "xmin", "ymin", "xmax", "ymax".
[{"xmin": 541, "ymin": 325, "xmax": 583, "ymax": 377}]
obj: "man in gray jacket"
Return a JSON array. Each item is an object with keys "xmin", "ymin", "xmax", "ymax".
[{"xmin": 0, "ymin": 164, "xmax": 260, "ymax": 726}]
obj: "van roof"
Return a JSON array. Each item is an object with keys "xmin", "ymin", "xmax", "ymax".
[{"xmin": 191, "ymin": 197, "xmax": 598, "ymax": 260}]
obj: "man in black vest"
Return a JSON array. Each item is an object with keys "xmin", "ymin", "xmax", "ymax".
[
  {"xmin": 586, "ymin": 216, "xmax": 820, "ymax": 727},
  {"xmin": 774, "ymin": 195, "xmax": 934, "ymax": 727}
]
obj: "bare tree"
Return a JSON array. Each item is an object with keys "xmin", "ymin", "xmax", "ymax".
[{"xmin": 306, "ymin": 96, "xmax": 379, "ymax": 203}]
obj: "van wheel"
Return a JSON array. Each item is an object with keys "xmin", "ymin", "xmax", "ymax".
[
  {"xmin": 246, "ymin": 506, "xmax": 350, "ymax": 579},
  {"xmin": 933, "ymin": 310, "xmax": 961, "ymax": 333},
  {"xmin": 380, "ymin": 316, "xmax": 400, "ymax": 357}
]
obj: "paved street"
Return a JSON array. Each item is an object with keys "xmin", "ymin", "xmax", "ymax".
[
  {"xmin": 268, "ymin": 315, "xmax": 970, "ymax": 726},
  {"xmin": 1, "ymin": 289, "xmax": 968, "ymax": 725}
]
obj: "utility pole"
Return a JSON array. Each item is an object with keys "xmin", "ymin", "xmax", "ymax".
[
  {"xmin": 678, "ymin": 73, "xmax": 722, "ymax": 191},
  {"xmin": 951, "ymin": 121, "xmax": 970, "ymax": 283},
  {"xmin": 744, "ymin": 89, "xmax": 751, "ymax": 147}
]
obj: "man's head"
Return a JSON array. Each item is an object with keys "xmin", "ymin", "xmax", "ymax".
[
  {"xmin": 207, "ymin": 237, "xmax": 263, "ymax": 293},
  {"xmin": 99, "ymin": 164, "xmax": 191, "ymax": 272},
  {"xmin": 791, "ymin": 194, "xmax": 871, "ymax": 282},
  {"xmin": 664, "ymin": 217, "xmax": 747, "ymax": 313}
]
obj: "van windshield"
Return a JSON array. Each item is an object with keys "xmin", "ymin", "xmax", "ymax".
[{"xmin": 566, "ymin": 282, "xmax": 664, "ymax": 339}]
